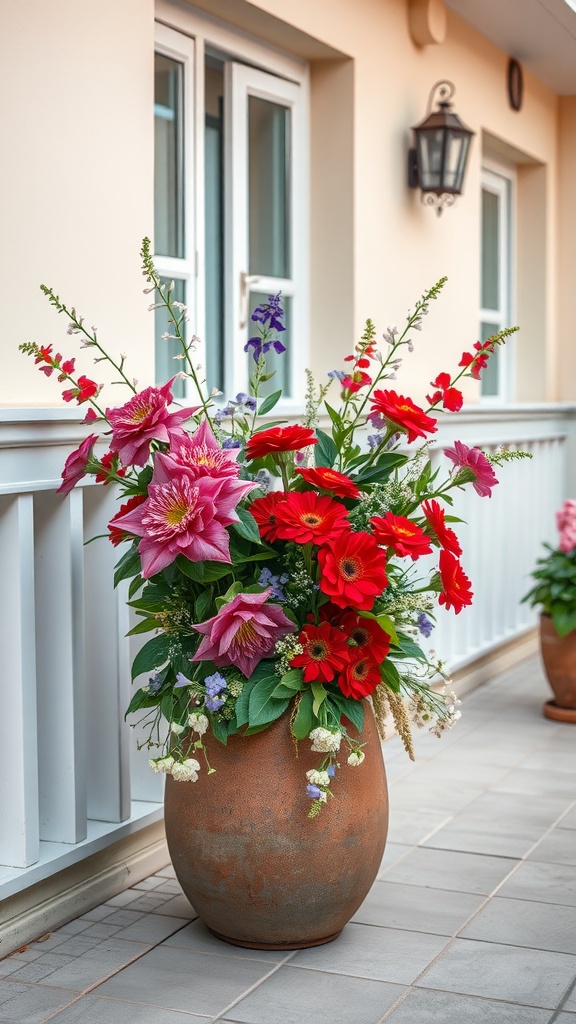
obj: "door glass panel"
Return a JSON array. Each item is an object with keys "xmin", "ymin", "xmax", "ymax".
[
  {"xmin": 154, "ymin": 54, "xmax": 184, "ymax": 259},
  {"xmin": 205, "ymin": 59, "xmax": 225, "ymax": 393},
  {"xmin": 155, "ymin": 277, "xmax": 186, "ymax": 399},
  {"xmin": 247, "ymin": 292, "xmax": 291, "ymax": 398},
  {"xmin": 248, "ymin": 97, "xmax": 290, "ymax": 278},
  {"xmin": 481, "ymin": 189, "xmax": 499, "ymax": 310},
  {"xmin": 480, "ymin": 320, "xmax": 500, "ymax": 398}
]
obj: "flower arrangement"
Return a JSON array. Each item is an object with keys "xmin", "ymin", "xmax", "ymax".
[
  {"xmin": 523, "ymin": 500, "xmax": 576, "ymax": 637},
  {"xmin": 20, "ymin": 239, "xmax": 522, "ymax": 816}
]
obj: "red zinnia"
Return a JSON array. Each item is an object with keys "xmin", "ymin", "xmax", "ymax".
[
  {"xmin": 290, "ymin": 621, "xmax": 351, "ymax": 683},
  {"xmin": 107, "ymin": 494, "xmax": 147, "ymax": 546},
  {"xmin": 438, "ymin": 549, "xmax": 473, "ymax": 614},
  {"xmin": 339, "ymin": 610, "xmax": 391, "ymax": 663},
  {"xmin": 273, "ymin": 492, "xmax": 349, "ymax": 545},
  {"xmin": 318, "ymin": 531, "xmax": 388, "ymax": 611},
  {"xmin": 250, "ymin": 492, "xmax": 290, "ymax": 542},
  {"xmin": 245, "ymin": 425, "xmax": 317, "ymax": 462},
  {"xmin": 371, "ymin": 512, "xmax": 432, "ymax": 561},
  {"xmin": 422, "ymin": 499, "xmax": 462, "ymax": 557},
  {"xmin": 338, "ymin": 655, "xmax": 382, "ymax": 700},
  {"xmin": 295, "ymin": 466, "xmax": 360, "ymax": 499},
  {"xmin": 369, "ymin": 390, "xmax": 437, "ymax": 444}
]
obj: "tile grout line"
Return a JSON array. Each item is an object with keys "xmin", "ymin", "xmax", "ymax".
[
  {"xmin": 208, "ymin": 952, "xmax": 297, "ymax": 1023},
  {"xmin": 547, "ymin": 971, "xmax": 576, "ymax": 1022}
]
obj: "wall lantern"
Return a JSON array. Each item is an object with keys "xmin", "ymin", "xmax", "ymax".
[{"xmin": 408, "ymin": 80, "xmax": 475, "ymax": 215}]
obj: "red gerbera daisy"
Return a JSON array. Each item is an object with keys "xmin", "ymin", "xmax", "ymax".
[
  {"xmin": 294, "ymin": 466, "xmax": 360, "ymax": 499},
  {"xmin": 369, "ymin": 389, "xmax": 437, "ymax": 444},
  {"xmin": 339, "ymin": 610, "xmax": 391, "ymax": 663},
  {"xmin": 371, "ymin": 512, "xmax": 432, "ymax": 561},
  {"xmin": 318, "ymin": 531, "xmax": 388, "ymax": 611},
  {"xmin": 338, "ymin": 655, "xmax": 382, "ymax": 700},
  {"xmin": 438, "ymin": 549, "xmax": 473, "ymax": 614},
  {"xmin": 290, "ymin": 621, "xmax": 351, "ymax": 683},
  {"xmin": 108, "ymin": 494, "xmax": 147, "ymax": 546},
  {"xmin": 245, "ymin": 425, "xmax": 317, "ymax": 462},
  {"xmin": 422, "ymin": 499, "xmax": 462, "ymax": 557},
  {"xmin": 273, "ymin": 492, "xmax": 350, "ymax": 545},
  {"xmin": 249, "ymin": 492, "xmax": 290, "ymax": 542}
]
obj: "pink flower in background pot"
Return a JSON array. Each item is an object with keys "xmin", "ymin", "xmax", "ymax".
[{"xmin": 556, "ymin": 499, "xmax": 576, "ymax": 553}]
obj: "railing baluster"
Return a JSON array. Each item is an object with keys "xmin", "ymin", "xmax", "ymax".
[
  {"xmin": 34, "ymin": 489, "xmax": 87, "ymax": 844},
  {"xmin": 0, "ymin": 495, "xmax": 39, "ymax": 867}
]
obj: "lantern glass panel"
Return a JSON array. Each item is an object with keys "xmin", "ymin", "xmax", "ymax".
[
  {"xmin": 444, "ymin": 131, "xmax": 471, "ymax": 192},
  {"xmin": 417, "ymin": 129, "xmax": 445, "ymax": 190}
]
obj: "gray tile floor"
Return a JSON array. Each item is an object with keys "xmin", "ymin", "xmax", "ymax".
[{"xmin": 1, "ymin": 655, "xmax": 575, "ymax": 1023}]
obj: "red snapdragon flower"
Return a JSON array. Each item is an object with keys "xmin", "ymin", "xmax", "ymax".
[
  {"xmin": 369, "ymin": 390, "xmax": 437, "ymax": 444},
  {"xmin": 459, "ymin": 340, "xmax": 495, "ymax": 380},
  {"xmin": 273, "ymin": 492, "xmax": 350, "ymax": 545},
  {"xmin": 290, "ymin": 621, "xmax": 351, "ymax": 683},
  {"xmin": 427, "ymin": 372, "xmax": 463, "ymax": 412},
  {"xmin": 245, "ymin": 425, "xmax": 317, "ymax": 462},
  {"xmin": 341, "ymin": 370, "xmax": 372, "ymax": 394},
  {"xmin": 250, "ymin": 492, "xmax": 290, "ymax": 542},
  {"xmin": 438, "ymin": 549, "xmax": 473, "ymax": 614},
  {"xmin": 95, "ymin": 451, "xmax": 126, "ymax": 484},
  {"xmin": 295, "ymin": 466, "xmax": 360, "ymax": 499},
  {"xmin": 62, "ymin": 375, "xmax": 100, "ymax": 404},
  {"xmin": 421, "ymin": 499, "xmax": 462, "ymax": 557},
  {"xmin": 108, "ymin": 494, "xmax": 147, "ymax": 546},
  {"xmin": 318, "ymin": 531, "xmax": 388, "ymax": 611},
  {"xmin": 371, "ymin": 512, "xmax": 432, "ymax": 561}
]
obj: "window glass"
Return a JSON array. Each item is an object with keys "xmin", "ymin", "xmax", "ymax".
[
  {"xmin": 205, "ymin": 60, "xmax": 225, "ymax": 393},
  {"xmin": 481, "ymin": 189, "xmax": 500, "ymax": 311},
  {"xmin": 154, "ymin": 54, "xmax": 184, "ymax": 259},
  {"xmin": 248, "ymin": 97, "xmax": 291, "ymax": 278}
]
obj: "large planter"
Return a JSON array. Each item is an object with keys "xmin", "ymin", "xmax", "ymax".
[
  {"xmin": 164, "ymin": 706, "xmax": 388, "ymax": 949},
  {"xmin": 539, "ymin": 614, "xmax": 576, "ymax": 723}
]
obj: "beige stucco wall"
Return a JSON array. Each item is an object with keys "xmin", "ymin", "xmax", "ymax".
[
  {"xmin": 557, "ymin": 96, "xmax": 576, "ymax": 401},
  {"xmin": 0, "ymin": 0, "xmax": 154, "ymax": 407},
  {"xmin": 0, "ymin": 0, "xmax": 568, "ymax": 408}
]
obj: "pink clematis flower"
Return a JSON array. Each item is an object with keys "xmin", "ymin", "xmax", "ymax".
[
  {"xmin": 556, "ymin": 499, "xmax": 576, "ymax": 553},
  {"xmin": 57, "ymin": 433, "xmax": 99, "ymax": 495},
  {"xmin": 164, "ymin": 420, "xmax": 242, "ymax": 479},
  {"xmin": 107, "ymin": 377, "xmax": 199, "ymax": 467},
  {"xmin": 110, "ymin": 457, "xmax": 254, "ymax": 578},
  {"xmin": 192, "ymin": 590, "xmax": 293, "ymax": 678},
  {"xmin": 444, "ymin": 440, "xmax": 498, "ymax": 498}
]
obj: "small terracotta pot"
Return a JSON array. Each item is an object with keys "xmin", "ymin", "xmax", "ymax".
[
  {"xmin": 164, "ymin": 706, "xmax": 388, "ymax": 949},
  {"xmin": 539, "ymin": 614, "xmax": 576, "ymax": 720}
]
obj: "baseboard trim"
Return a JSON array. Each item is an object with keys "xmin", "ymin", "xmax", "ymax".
[
  {"xmin": 0, "ymin": 821, "xmax": 169, "ymax": 958},
  {"xmin": 452, "ymin": 627, "xmax": 539, "ymax": 696}
]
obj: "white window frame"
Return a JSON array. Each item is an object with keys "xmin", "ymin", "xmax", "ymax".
[
  {"xmin": 480, "ymin": 161, "xmax": 516, "ymax": 404},
  {"xmin": 154, "ymin": 3, "xmax": 310, "ymax": 412}
]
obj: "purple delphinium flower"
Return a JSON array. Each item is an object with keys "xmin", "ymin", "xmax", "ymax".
[
  {"xmin": 417, "ymin": 611, "xmax": 434, "ymax": 638},
  {"xmin": 327, "ymin": 765, "xmax": 336, "ymax": 778},
  {"xmin": 258, "ymin": 567, "xmax": 289, "ymax": 602},
  {"xmin": 204, "ymin": 672, "xmax": 227, "ymax": 696},
  {"xmin": 327, "ymin": 369, "xmax": 346, "ymax": 382},
  {"xmin": 367, "ymin": 434, "xmax": 383, "ymax": 451},
  {"xmin": 250, "ymin": 293, "xmax": 286, "ymax": 333},
  {"xmin": 222, "ymin": 437, "xmax": 241, "ymax": 449},
  {"xmin": 235, "ymin": 392, "xmax": 257, "ymax": 412},
  {"xmin": 205, "ymin": 696, "xmax": 226, "ymax": 711},
  {"xmin": 145, "ymin": 673, "xmax": 164, "ymax": 694},
  {"xmin": 307, "ymin": 784, "xmax": 322, "ymax": 799}
]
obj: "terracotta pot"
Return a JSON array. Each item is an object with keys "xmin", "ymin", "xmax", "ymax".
[
  {"xmin": 539, "ymin": 614, "xmax": 576, "ymax": 721},
  {"xmin": 164, "ymin": 706, "xmax": 388, "ymax": 949}
]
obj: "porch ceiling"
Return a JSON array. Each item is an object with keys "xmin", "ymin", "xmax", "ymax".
[{"xmin": 445, "ymin": 0, "xmax": 576, "ymax": 95}]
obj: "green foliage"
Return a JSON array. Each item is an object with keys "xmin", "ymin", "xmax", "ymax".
[{"xmin": 523, "ymin": 543, "xmax": 576, "ymax": 636}]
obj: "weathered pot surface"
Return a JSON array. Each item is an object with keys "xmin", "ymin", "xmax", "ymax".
[
  {"xmin": 164, "ymin": 707, "xmax": 388, "ymax": 949},
  {"xmin": 539, "ymin": 614, "xmax": 576, "ymax": 716}
]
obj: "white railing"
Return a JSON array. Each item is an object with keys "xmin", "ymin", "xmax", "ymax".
[{"xmin": 1, "ymin": 403, "xmax": 575, "ymax": 897}]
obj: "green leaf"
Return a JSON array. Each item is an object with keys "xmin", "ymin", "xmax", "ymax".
[
  {"xmin": 311, "ymin": 681, "xmax": 327, "ymax": 717},
  {"xmin": 380, "ymin": 659, "xmax": 401, "ymax": 692},
  {"xmin": 258, "ymin": 389, "xmax": 282, "ymax": 416},
  {"xmin": 175, "ymin": 555, "xmax": 232, "ymax": 583},
  {"xmin": 126, "ymin": 617, "xmax": 159, "ymax": 636},
  {"xmin": 315, "ymin": 428, "xmax": 339, "ymax": 469},
  {"xmin": 114, "ymin": 543, "xmax": 141, "ymax": 588},
  {"xmin": 279, "ymin": 669, "xmax": 305, "ymax": 690},
  {"xmin": 354, "ymin": 453, "xmax": 408, "ymax": 486},
  {"xmin": 232, "ymin": 507, "xmax": 262, "ymax": 545},
  {"xmin": 125, "ymin": 686, "xmax": 162, "ymax": 718},
  {"xmin": 234, "ymin": 677, "xmax": 259, "ymax": 728},
  {"xmin": 194, "ymin": 589, "xmax": 212, "ymax": 622},
  {"xmin": 392, "ymin": 633, "xmax": 428, "ymax": 662},
  {"xmin": 248, "ymin": 676, "xmax": 290, "ymax": 727},
  {"xmin": 209, "ymin": 716, "xmax": 230, "ymax": 745},
  {"xmin": 360, "ymin": 611, "xmax": 398, "ymax": 646},
  {"xmin": 330, "ymin": 693, "xmax": 364, "ymax": 734},
  {"xmin": 291, "ymin": 688, "xmax": 314, "ymax": 740},
  {"xmin": 131, "ymin": 633, "xmax": 172, "ymax": 680},
  {"xmin": 128, "ymin": 575, "xmax": 145, "ymax": 599}
]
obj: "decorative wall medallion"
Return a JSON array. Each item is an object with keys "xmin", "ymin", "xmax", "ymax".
[{"xmin": 508, "ymin": 58, "xmax": 523, "ymax": 112}]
